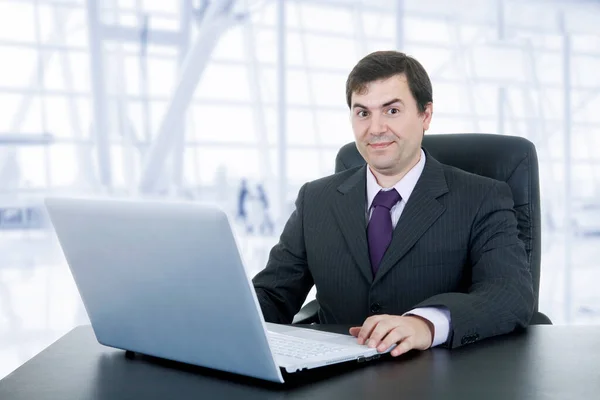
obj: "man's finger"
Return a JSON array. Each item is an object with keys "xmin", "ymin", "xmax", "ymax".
[
  {"xmin": 356, "ymin": 315, "xmax": 386, "ymax": 345},
  {"xmin": 364, "ymin": 320, "xmax": 395, "ymax": 348},
  {"xmin": 391, "ymin": 338, "xmax": 414, "ymax": 357},
  {"xmin": 349, "ymin": 327, "xmax": 361, "ymax": 337},
  {"xmin": 376, "ymin": 326, "xmax": 408, "ymax": 353}
]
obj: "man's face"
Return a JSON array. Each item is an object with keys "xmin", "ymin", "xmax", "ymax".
[{"xmin": 350, "ymin": 74, "xmax": 432, "ymax": 177}]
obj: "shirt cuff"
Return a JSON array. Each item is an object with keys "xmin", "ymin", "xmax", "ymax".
[{"xmin": 404, "ymin": 307, "xmax": 451, "ymax": 348}]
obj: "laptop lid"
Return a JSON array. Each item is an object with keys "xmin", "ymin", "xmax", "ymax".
[{"xmin": 45, "ymin": 197, "xmax": 284, "ymax": 383}]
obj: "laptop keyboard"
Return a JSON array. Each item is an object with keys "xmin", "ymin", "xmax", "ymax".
[{"xmin": 268, "ymin": 332, "xmax": 347, "ymax": 360}]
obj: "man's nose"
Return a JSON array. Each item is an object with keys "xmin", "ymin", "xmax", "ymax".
[{"xmin": 369, "ymin": 114, "xmax": 386, "ymax": 135}]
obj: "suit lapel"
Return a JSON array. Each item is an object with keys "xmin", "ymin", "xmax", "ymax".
[
  {"xmin": 332, "ymin": 166, "xmax": 373, "ymax": 284},
  {"xmin": 373, "ymin": 152, "xmax": 450, "ymax": 285}
]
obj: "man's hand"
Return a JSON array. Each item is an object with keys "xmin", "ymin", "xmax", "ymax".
[{"xmin": 349, "ymin": 315, "xmax": 434, "ymax": 357}]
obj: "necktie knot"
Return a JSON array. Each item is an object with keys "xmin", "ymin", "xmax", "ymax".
[{"xmin": 372, "ymin": 189, "xmax": 401, "ymax": 210}]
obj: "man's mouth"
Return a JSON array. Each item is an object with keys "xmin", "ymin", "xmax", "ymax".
[{"xmin": 369, "ymin": 142, "xmax": 393, "ymax": 149}]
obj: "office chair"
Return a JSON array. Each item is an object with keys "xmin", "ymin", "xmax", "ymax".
[{"xmin": 293, "ymin": 133, "xmax": 552, "ymax": 325}]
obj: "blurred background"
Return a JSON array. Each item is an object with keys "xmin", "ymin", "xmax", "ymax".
[{"xmin": 1, "ymin": 0, "xmax": 600, "ymax": 379}]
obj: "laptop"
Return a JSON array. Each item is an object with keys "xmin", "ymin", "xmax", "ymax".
[{"xmin": 44, "ymin": 197, "xmax": 393, "ymax": 383}]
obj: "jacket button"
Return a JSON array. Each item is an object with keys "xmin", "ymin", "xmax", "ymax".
[{"xmin": 370, "ymin": 303, "xmax": 382, "ymax": 314}]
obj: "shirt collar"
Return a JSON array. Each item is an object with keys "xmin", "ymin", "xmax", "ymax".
[{"xmin": 366, "ymin": 148, "xmax": 426, "ymax": 211}]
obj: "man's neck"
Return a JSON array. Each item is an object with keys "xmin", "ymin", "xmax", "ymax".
[{"xmin": 370, "ymin": 151, "xmax": 422, "ymax": 188}]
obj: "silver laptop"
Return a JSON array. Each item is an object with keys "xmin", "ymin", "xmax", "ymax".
[{"xmin": 44, "ymin": 197, "xmax": 392, "ymax": 383}]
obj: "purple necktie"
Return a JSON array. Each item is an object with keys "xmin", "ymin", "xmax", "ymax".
[{"xmin": 368, "ymin": 189, "xmax": 401, "ymax": 276}]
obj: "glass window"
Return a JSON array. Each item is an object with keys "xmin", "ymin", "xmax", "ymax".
[
  {"xmin": 404, "ymin": 17, "xmax": 453, "ymax": 45},
  {"xmin": 17, "ymin": 147, "xmax": 47, "ymax": 187},
  {"xmin": 193, "ymin": 147, "xmax": 262, "ymax": 183},
  {"xmin": 0, "ymin": 94, "xmax": 24, "ymax": 131},
  {"xmin": 18, "ymin": 97, "xmax": 43, "ymax": 133},
  {"xmin": 147, "ymin": 57, "xmax": 177, "ymax": 96},
  {"xmin": 304, "ymin": 34, "xmax": 359, "ymax": 69},
  {"xmin": 0, "ymin": 46, "xmax": 38, "ymax": 88},
  {"xmin": 572, "ymin": 55, "xmax": 600, "ymax": 88},
  {"xmin": 310, "ymin": 72, "xmax": 348, "ymax": 107},
  {"xmin": 212, "ymin": 26, "xmax": 246, "ymax": 62},
  {"xmin": 433, "ymin": 82, "xmax": 474, "ymax": 115},
  {"xmin": 0, "ymin": 2, "xmax": 35, "ymax": 42},
  {"xmin": 252, "ymin": 28, "xmax": 277, "ymax": 64},
  {"xmin": 572, "ymin": 34, "xmax": 600, "ymax": 53},
  {"xmin": 44, "ymin": 95, "xmax": 78, "ymax": 138},
  {"xmin": 49, "ymin": 144, "xmax": 78, "ymax": 186},
  {"xmin": 285, "ymin": 109, "xmax": 318, "ymax": 145},
  {"xmin": 110, "ymin": 144, "xmax": 140, "ymax": 189},
  {"xmin": 504, "ymin": 1, "xmax": 558, "ymax": 31},
  {"xmin": 189, "ymin": 104, "xmax": 258, "ymax": 144},
  {"xmin": 565, "ymin": 5, "xmax": 600, "ymax": 35},
  {"xmin": 38, "ymin": 5, "xmax": 87, "ymax": 48},
  {"xmin": 286, "ymin": 148, "xmax": 326, "ymax": 181},
  {"xmin": 296, "ymin": 3, "xmax": 353, "ymax": 34},
  {"xmin": 361, "ymin": 11, "xmax": 395, "ymax": 39},
  {"xmin": 195, "ymin": 63, "xmax": 252, "ymax": 101},
  {"xmin": 141, "ymin": 0, "xmax": 179, "ymax": 15},
  {"xmin": 314, "ymin": 110, "xmax": 353, "ymax": 146},
  {"xmin": 286, "ymin": 70, "xmax": 311, "ymax": 106}
]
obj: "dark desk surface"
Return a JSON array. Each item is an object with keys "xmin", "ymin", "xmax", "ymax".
[{"xmin": 1, "ymin": 324, "xmax": 599, "ymax": 399}]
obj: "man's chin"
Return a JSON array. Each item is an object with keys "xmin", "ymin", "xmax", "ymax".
[{"xmin": 368, "ymin": 162, "xmax": 399, "ymax": 175}]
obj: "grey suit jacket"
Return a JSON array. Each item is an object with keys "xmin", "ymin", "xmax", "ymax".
[{"xmin": 252, "ymin": 149, "xmax": 534, "ymax": 348}]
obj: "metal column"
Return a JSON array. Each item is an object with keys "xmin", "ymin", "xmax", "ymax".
[
  {"xmin": 86, "ymin": 0, "xmax": 113, "ymax": 190},
  {"xmin": 276, "ymin": 0, "xmax": 288, "ymax": 221},
  {"xmin": 171, "ymin": 0, "xmax": 194, "ymax": 194},
  {"xmin": 561, "ymin": 12, "xmax": 573, "ymax": 323},
  {"xmin": 395, "ymin": 0, "xmax": 404, "ymax": 50},
  {"xmin": 496, "ymin": 0, "xmax": 505, "ymax": 135},
  {"xmin": 242, "ymin": 12, "xmax": 273, "ymax": 186}
]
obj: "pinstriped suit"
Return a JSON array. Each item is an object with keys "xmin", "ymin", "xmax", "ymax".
[{"xmin": 252, "ymin": 149, "xmax": 534, "ymax": 348}]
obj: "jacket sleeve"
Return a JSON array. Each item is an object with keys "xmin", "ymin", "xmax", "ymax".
[
  {"xmin": 414, "ymin": 181, "xmax": 535, "ymax": 348},
  {"xmin": 252, "ymin": 183, "xmax": 314, "ymax": 324}
]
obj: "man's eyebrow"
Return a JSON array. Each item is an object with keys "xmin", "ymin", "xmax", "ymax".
[
  {"xmin": 381, "ymin": 98, "xmax": 403, "ymax": 108},
  {"xmin": 352, "ymin": 98, "xmax": 404, "ymax": 109}
]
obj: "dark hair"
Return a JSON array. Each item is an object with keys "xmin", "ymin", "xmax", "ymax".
[{"xmin": 345, "ymin": 51, "xmax": 433, "ymax": 114}]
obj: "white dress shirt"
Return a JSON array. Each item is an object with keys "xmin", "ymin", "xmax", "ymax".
[{"xmin": 366, "ymin": 149, "xmax": 451, "ymax": 348}]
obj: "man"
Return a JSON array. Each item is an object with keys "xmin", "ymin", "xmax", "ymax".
[{"xmin": 252, "ymin": 51, "xmax": 534, "ymax": 356}]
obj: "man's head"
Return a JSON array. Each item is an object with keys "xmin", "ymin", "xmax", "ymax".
[{"xmin": 346, "ymin": 51, "xmax": 433, "ymax": 180}]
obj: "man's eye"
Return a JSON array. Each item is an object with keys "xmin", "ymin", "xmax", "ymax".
[
  {"xmin": 387, "ymin": 108, "xmax": 399, "ymax": 115},
  {"xmin": 357, "ymin": 110, "xmax": 368, "ymax": 117}
]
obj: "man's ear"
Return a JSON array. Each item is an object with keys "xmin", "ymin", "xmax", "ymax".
[{"xmin": 422, "ymin": 102, "xmax": 433, "ymax": 131}]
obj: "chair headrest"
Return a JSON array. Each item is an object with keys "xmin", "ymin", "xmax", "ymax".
[{"xmin": 336, "ymin": 134, "xmax": 538, "ymax": 188}]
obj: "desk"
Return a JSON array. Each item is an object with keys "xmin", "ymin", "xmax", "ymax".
[{"xmin": 0, "ymin": 324, "xmax": 599, "ymax": 399}]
